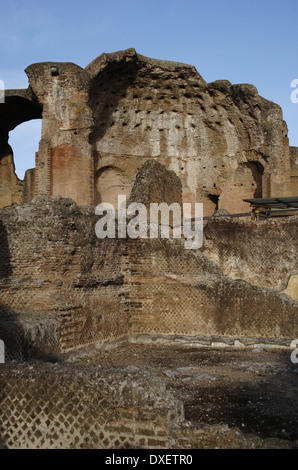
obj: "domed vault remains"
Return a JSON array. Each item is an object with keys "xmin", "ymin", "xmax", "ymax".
[{"xmin": 0, "ymin": 48, "xmax": 297, "ymax": 214}]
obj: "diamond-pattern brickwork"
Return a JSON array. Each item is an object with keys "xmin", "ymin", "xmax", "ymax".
[
  {"xmin": 127, "ymin": 238, "xmax": 298, "ymax": 342},
  {"xmin": 0, "ymin": 363, "xmax": 183, "ymax": 449}
]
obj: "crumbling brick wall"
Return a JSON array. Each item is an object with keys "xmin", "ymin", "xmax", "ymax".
[
  {"xmin": 0, "ymin": 197, "xmax": 297, "ymax": 359},
  {"xmin": 126, "ymin": 238, "xmax": 297, "ymax": 345},
  {"xmin": 0, "ymin": 197, "xmax": 130, "ymax": 359},
  {"xmin": 201, "ymin": 214, "xmax": 298, "ymax": 292}
]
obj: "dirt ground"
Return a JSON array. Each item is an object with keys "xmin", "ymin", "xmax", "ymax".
[{"xmin": 66, "ymin": 342, "xmax": 298, "ymax": 449}]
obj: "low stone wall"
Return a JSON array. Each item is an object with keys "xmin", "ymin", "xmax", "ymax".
[
  {"xmin": 1, "ymin": 346, "xmax": 298, "ymax": 450},
  {"xmin": 0, "ymin": 362, "xmax": 184, "ymax": 449},
  {"xmin": 127, "ymin": 238, "xmax": 298, "ymax": 345}
]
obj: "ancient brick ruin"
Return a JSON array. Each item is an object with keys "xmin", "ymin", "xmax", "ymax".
[
  {"xmin": 0, "ymin": 48, "xmax": 297, "ymax": 213},
  {"xmin": 0, "ymin": 49, "xmax": 297, "ymax": 450},
  {"xmin": 0, "ymin": 47, "xmax": 297, "ymax": 353},
  {"xmin": 0, "ymin": 169, "xmax": 297, "ymax": 359}
]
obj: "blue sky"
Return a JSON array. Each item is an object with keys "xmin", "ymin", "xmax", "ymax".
[{"xmin": 1, "ymin": 0, "xmax": 298, "ymax": 178}]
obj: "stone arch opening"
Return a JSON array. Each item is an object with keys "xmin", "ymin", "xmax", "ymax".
[
  {"xmin": 94, "ymin": 166, "xmax": 132, "ymax": 207},
  {"xmin": 8, "ymin": 119, "xmax": 42, "ymax": 180},
  {"xmin": 0, "ymin": 94, "xmax": 42, "ymax": 133},
  {"xmin": 0, "ymin": 93, "xmax": 42, "ymax": 207}
]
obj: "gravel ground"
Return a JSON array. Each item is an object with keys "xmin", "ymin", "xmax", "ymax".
[{"xmin": 65, "ymin": 342, "xmax": 298, "ymax": 448}]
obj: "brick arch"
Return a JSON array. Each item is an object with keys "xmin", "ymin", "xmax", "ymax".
[
  {"xmin": 95, "ymin": 155, "xmax": 140, "ymax": 180},
  {"xmin": 0, "ymin": 93, "xmax": 42, "ymax": 133}
]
